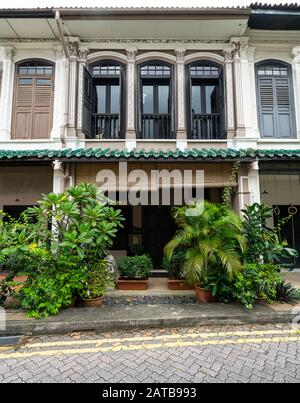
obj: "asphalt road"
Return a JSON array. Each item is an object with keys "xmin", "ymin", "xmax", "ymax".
[{"xmin": 0, "ymin": 324, "xmax": 300, "ymax": 383}]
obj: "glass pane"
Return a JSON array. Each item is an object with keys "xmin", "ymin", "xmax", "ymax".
[
  {"xmin": 143, "ymin": 85, "xmax": 153, "ymax": 113},
  {"xmin": 110, "ymin": 85, "xmax": 120, "ymax": 113},
  {"xmin": 192, "ymin": 85, "xmax": 201, "ymax": 114},
  {"xmin": 96, "ymin": 85, "xmax": 106, "ymax": 113},
  {"xmin": 205, "ymin": 85, "xmax": 217, "ymax": 114},
  {"xmin": 36, "ymin": 78, "xmax": 51, "ymax": 85},
  {"xmin": 158, "ymin": 85, "xmax": 169, "ymax": 113},
  {"xmin": 19, "ymin": 78, "xmax": 32, "ymax": 85}
]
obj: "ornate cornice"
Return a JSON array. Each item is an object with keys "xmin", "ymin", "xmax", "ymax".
[{"xmin": 84, "ymin": 38, "xmax": 229, "ymax": 44}]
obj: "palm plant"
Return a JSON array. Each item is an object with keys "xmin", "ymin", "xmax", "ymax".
[{"xmin": 164, "ymin": 201, "xmax": 245, "ymax": 287}]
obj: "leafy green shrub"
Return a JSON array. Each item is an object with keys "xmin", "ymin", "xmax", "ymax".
[
  {"xmin": 242, "ymin": 203, "xmax": 298, "ymax": 267},
  {"xmin": 80, "ymin": 259, "xmax": 109, "ymax": 300},
  {"xmin": 118, "ymin": 255, "xmax": 153, "ymax": 279},
  {"xmin": 162, "ymin": 250, "xmax": 186, "ymax": 279},
  {"xmin": 276, "ymin": 281, "xmax": 300, "ymax": 304},
  {"xmin": 231, "ymin": 264, "xmax": 282, "ymax": 309},
  {"xmin": 20, "ymin": 269, "xmax": 88, "ymax": 318},
  {"xmin": 164, "ymin": 201, "xmax": 245, "ymax": 286}
]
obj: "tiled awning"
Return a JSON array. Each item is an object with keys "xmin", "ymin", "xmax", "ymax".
[{"xmin": 1, "ymin": 148, "xmax": 300, "ymax": 161}]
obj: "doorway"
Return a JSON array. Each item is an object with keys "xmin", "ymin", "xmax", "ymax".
[{"xmin": 142, "ymin": 206, "xmax": 176, "ymax": 269}]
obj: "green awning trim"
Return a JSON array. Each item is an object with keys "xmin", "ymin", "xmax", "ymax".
[{"xmin": 1, "ymin": 148, "xmax": 300, "ymax": 161}]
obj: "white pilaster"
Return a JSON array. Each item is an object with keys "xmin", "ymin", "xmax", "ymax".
[
  {"xmin": 175, "ymin": 48, "xmax": 187, "ymax": 150},
  {"xmin": 248, "ymin": 160, "xmax": 261, "ymax": 205},
  {"xmin": 0, "ymin": 47, "xmax": 14, "ymax": 140},
  {"xmin": 125, "ymin": 49, "xmax": 137, "ymax": 150},
  {"xmin": 51, "ymin": 46, "xmax": 65, "ymax": 142},
  {"xmin": 223, "ymin": 48, "xmax": 235, "ymax": 139},
  {"xmin": 67, "ymin": 41, "xmax": 79, "ymax": 138},
  {"xmin": 77, "ymin": 47, "xmax": 89, "ymax": 135},
  {"xmin": 230, "ymin": 38, "xmax": 259, "ymax": 149},
  {"xmin": 292, "ymin": 47, "xmax": 300, "ymax": 139},
  {"xmin": 52, "ymin": 160, "xmax": 65, "ymax": 194}
]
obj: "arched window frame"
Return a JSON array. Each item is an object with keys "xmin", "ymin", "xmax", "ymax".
[
  {"xmin": 87, "ymin": 59, "xmax": 126, "ymax": 139},
  {"xmin": 137, "ymin": 60, "xmax": 175, "ymax": 139},
  {"xmin": 186, "ymin": 60, "xmax": 225, "ymax": 140},
  {"xmin": 255, "ymin": 59, "xmax": 296, "ymax": 139},
  {"xmin": 12, "ymin": 59, "xmax": 55, "ymax": 139}
]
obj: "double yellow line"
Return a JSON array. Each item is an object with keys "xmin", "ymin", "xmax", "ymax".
[{"xmin": 0, "ymin": 329, "xmax": 299, "ymax": 359}]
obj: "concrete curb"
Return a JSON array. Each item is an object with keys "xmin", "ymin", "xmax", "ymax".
[{"xmin": 1, "ymin": 303, "xmax": 299, "ymax": 336}]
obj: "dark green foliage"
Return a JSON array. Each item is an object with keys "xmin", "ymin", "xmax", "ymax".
[
  {"xmin": 242, "ymin": 203, "xmax": 298, "ymax": 267},
  {"xmin": 118, "ymin": 255, "xmax": 153, "ymax": 279},
  {"xmin": 79, "ymin": 259, "xmax": 110, "ymax": 300},
  {"xmin": 276, "ymin": 280, "xmax": 300, "ymax": 304},
  {"xmin": 162, "ymin": 250, "xmax": 186, "ymax": 279}
]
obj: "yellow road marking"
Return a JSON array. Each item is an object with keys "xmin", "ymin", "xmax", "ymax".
[
  {"xmin": 0, "ymin": 335, "xmax": 299, "ymax": 360},
  {"xmin": 19, "ymin": 328, "xmax": 296, "ymax": 349}
]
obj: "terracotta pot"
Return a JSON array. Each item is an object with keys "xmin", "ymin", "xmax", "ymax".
[
  {"xmin": 195, "ymin": 286, "xmax": 215, "ymax": 303},
  {"xmin": 168, "ymin": 279, "xmax": 195, "ymax": 291},
  {"xmin": 81, "ymin": 296, "xmax": 104, "ymax": 307},
  {"xmin": 117, "ymin": 279, "xmax": 148, "ymax": 291}
]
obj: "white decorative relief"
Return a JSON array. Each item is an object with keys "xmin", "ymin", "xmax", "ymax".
[
  {"xmin": 0, "ymin": 46, "xmax": 14, "ymax": 140},
  {"xmin": 175, "ymin": 49, "xmax": 186, "ymax": 132},
  {"xmin": 223, "ymin": 48, "xmax": 235, "ymax": 133},
  {"xmin": 292, "ymin": 47, "xmax": 300, "ymax": 139},
  {"xmin": 126, "ymin": 49, "xmax": 137, "ymax": 132}
]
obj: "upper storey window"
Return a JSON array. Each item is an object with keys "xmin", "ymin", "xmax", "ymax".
[
  {"xmin": 11, "ymin": 61, "xmax": 54, "ymax": 139},
  {"xmin": 139, "ymin": 62, "xmax": 174, "ymax": 139},
  {"xmin": 187, "ymin": 61, "xmax": 225, "ymax": 140},
  {"xmin": 256, "ymin": 61, "xmax": 295, "ymax": 139},
  {"xmin": 82, "ymin": 61, "xmax": 125, "ymax": 139}
]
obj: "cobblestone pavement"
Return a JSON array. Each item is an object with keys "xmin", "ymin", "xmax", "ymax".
[{"xmin": 0, "ymin": 324, "xmax": 300, "ymax": 383}]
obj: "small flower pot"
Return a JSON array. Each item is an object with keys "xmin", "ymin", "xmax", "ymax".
[
  {"xmin": 195, "ymin": 286, "xmax": 215, "ymax": 303},
  {"xmin": 81, "ymin": 296, "xmax": 104, "ymax": 307},
  {"xmin": 168, "ymin": 279, "xmax": 195, "ymax": 291},
  {"xmin": 117, "ymin": 279, "xmax": 148, "ymax": 291}
]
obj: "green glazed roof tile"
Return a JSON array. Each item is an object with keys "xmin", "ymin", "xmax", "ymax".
[{"xmin": 1, "ymin": 147, "xmax": 300, "ymax": 161}]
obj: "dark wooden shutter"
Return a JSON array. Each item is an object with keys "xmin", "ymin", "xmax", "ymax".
[
  {"xmin": 258, "ymin": 77, "xmax": 276, "ymax": 138},
  {"xmin": 275, "ymin": 77, "xmax": 294, "ymax": 138},
  {"xmin": 219, "ymin": 69, "xmax": 225, "ymax": 139},
  {"xmin": 258, "ymin": 74, "xmax": 294, "ymax": 139},
  {"xmin": 82, "ymin": 66, "xmax": 93, "ymax": 138}
]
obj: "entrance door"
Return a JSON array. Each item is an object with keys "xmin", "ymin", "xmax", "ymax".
[
  {"xmin": 142, "ymin": 206, "xmax": 176, "ymax": 269},
  {"xmin": 273, "ymin": 205, "xmax": 300, "ymax": 267}
]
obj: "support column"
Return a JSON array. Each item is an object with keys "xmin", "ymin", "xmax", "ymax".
[
  {"xmin": 230, "ymin": 37, "xmax": 259, "ymax": 149},
  {"xmin": 125, "ymin": 49, "xmax": 137, "ymax": 151},
  {"xmin": 67, "ymin": 40, "xmax": 79, "ymax": 138},
  {"xmin": 292, "ymin": 47, "xmax": 300, "ymax": 139},
  {"xmin": 51, "ymin": 45, "xmax": 65, "ymax": 142},
  {"xmin": 175, "ymin": 49, "xmax": 187, "ymax": 151},
  {"xmin": 77, "ymin": 47, "xmax": 89, "ymax": 137},
  {"xmin": 223, "ymin": 48, "xmax": 235, "ymax": 139},
  {"xmin": 53, "ymin": 160, "xmax": 66, "ymax": 194},
  {"xmin": 0, "ymin": 46, "xmax": 14, "ymax": 140},
  {"xmin": 248, "ymin": 160, "xmax": 261, "ymax": 205}
]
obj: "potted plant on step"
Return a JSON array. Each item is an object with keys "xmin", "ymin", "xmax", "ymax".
[
  {"xmin": 117, "ymin": 255, "xmax": 152, "ymax": 290},
  {"xmin": 162, "ymin": 250, "xmax": 194, "ymax": 290},
  {"xmin": 164, "ymin": 201, "xmax": 245, "ymax": 303},
  {"xmin": 79, "ymin": 259, "xmax": 109, "ymax": 307}
]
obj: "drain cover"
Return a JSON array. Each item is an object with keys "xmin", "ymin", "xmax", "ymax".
[{"xmin": 0, "ymin": 336, "xmax": 22, "ymax": 346}]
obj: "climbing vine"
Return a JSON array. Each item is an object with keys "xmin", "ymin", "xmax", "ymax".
[{"xmin": 222, "ymin": 159, "xmax": 242, "ymax": 208}]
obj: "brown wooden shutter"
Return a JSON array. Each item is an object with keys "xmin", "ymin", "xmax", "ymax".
[{"xmin": 12, "ymin": 62, "xmax": 54, "ymax": 139}]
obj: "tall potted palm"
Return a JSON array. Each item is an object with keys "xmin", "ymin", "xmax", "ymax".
[{"xmin": 164, "ymin": 201, "xmax": 245, "ymax": 303}]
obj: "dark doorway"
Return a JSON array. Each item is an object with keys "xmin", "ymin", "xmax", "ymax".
[
  {"xmin": 273, "ymin": 205, "xmax": 300, "ymax": 267},
  {"xmin": 142, "ymin": 206, "xmax": 176, "ymax": 269},
  {"xmin": 3, "ymin": 205, "xmax": 31, "ymax": 220}
]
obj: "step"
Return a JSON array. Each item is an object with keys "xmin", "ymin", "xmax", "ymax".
[{"xmin": 151, "ymin": 270, "xmax": 168, "ymax": 278}]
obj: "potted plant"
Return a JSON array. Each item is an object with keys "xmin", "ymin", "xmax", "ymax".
[
  {"xmin": 162, "ymin": 250, "xmax": 194, "ymax": 290},
  {"xmin": 164, "ymin": 201, "xmax": 245, "ymax": 303},
  {"xmin": 80, "ymin": 259, "xmax": 109, "ymax": 307},
  {"xmin": 117, "ymin": 254, "xmax": 152, "ymax": 290}
]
